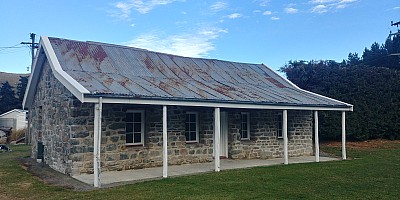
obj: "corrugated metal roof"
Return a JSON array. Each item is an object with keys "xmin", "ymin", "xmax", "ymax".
[{"xmin": 48, "ymin": 37, "xmax": 350, "ymax": 108}]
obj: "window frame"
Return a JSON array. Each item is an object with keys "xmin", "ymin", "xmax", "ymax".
[
  {"xmin": 125, "ymin": 110, "xmax": 145, "ymax": 146},
  {"xmin": 185, "ymin": 111, "xmax": 199, "ymax": 143},
  {"xmin": 277, "ymin": 112, "xmax": 283, "ymax": 139},
  {"xmin": 240, "ymin": 112, "xmax": 250, "ymax": 140}
]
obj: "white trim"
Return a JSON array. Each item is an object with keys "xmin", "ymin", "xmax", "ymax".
[
  {"xmin": 125, "ymin": 110, "xmax": 145, "ymax": 146},
  {"xmin": 0, "ymin": 109, "xmax": 28, "ymax": 118},
  {"xmin": 342, "ymin": 111, "xmax": 347, "ymax": 160},
  {"xmin": 240, "ymin": 112, "xmax": 250, "ymax": 140},
  {"xmin": 93, "ymin": 97, "xmax": 102, "ymax": 188},
  {"xmin": 314, "ymin": 111, "xmax": 320, "ymax": 163},
  {"xmin": 266, "ymin": 64, "xmax": 354, "ymax": 111},
  {"xmin": 162, "ymin": 105, "xmax": 168, "ymax": 178},
  {"xmin": 185, "ymin": 111, "xmax": 199, "ymax": 143},
  {"xmin": 41, "ymin": 36, "xmax": 90, "ymax": 102},
  {"xmin": 23, "ymin": 45, "xmax": 45, "ymax": 108},
  {"xmin": 214, "ymin": 107, "xmax": 221, "ymax": 172},
  {"xmin": 83, "ymin": 97, "xmax": 353, "ymax": 111}
]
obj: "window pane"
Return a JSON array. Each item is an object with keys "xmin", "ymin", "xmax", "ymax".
[
  {"xmin": 126, "ymin": 123, "xmax": 133, "ymax": 133},
  {"xmin": 242, "ymin": 131, "xmax": 248, "ymax": 139},
  {"xmin": 190, "ymin": 123, "xmax": 196, "ymax": 131},
  {"xmin": 186, "ymin": 114, "xmax": 190, "ymax": 122},
  {"xmin": 190, "ymin": 132, "xmax": 196, "ymax": 141},
  {"xmin": 185, "ymin": 132, "xmax": 190, "ymax": 141},
  {"xmin": 242, "ymin": 123, "xmax": 247, "ymax": 131},
  {"xmin": 126, "ymin": 133, "xmax": 133, "ymax": 143},
  {"xmin": 190, "ymin": 113, "xmax": 196, "ymax": 122},
  {"xmin": 134, "ymin": 133, "xmax": 141, "ymax": 143},
  {"xmin": 134, "ymin": 123, "xmax": 141, "ymax": 132},
  {"xmin": 185, "ymin": 123, "xmax": 189, "ymax": 132},
  {"xmin": 134, "ymin": 113, "xmax": 141, "ymax": 122},
  {"xmin": 241, "ymin": 114, "xmax": 247, "ymax": 123},
  {"xmin": 126, "ymin": 113, "xmax": 133, "ymax": 122}
]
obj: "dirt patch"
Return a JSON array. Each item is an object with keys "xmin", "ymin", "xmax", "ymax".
[
  {"xmin": 323, "ymin": 139, "xmax": 400, "ymax": 149},
  {"xmin": 18, "ymin": 158, "xmax": 94, "ymax": 191}
]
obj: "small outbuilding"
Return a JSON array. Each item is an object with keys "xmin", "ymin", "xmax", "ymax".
[
  {"xmin": 0, "ymin": 109, "xmax": 28, "ymax": 130},
  {"xmin": 23, "ymin": 36, "xmax": 353, "ymax": 187}
]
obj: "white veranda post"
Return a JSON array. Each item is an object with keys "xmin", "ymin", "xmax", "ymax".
[
  {"xmin": 283, "ymin": 110, "xmax": 288, "ymax": 165},
  {"xmin": 214, "ymin": 107, "xmax": 221, "ymax": 172},
  {"xmin": 162, "ymin": 105, "xmax": 168, "ymax": 178},
  {"xmin": 342, "ymin": 111, "xmax": 347, "ymax": 160},
  {"xmin": 314, "ymin": 111, "xmax": 320, "ymax": 162},
  {"xmin": 93, "ymin": 97, "xmax": 102, "ymax": 188}
]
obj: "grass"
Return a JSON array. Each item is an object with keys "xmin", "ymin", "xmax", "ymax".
[{"xmin": 1, "ymin": 142, "xmax": 400, "ymax": 200}]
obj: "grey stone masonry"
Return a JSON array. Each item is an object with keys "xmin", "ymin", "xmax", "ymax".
[
  {"xmin": 228, "ymin": 110, "xmax": 313, "ymax": 159},
  {"xmin": 30, "ymin": 59, "xmax": 314, "ymax": 176}
]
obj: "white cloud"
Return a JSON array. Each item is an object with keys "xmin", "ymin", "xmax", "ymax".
[
  {"xmin": 285, "ymin": 7, "xmax": 298, "ymax": 14},
  {"xmin": 308, "ymin": 0, "xmax": 358, "ymax": 13},
  {"xmin": 181, "ymin": 11, "xmax": 187, "ymax": 14},
  {"xmin": 393, "ymin": 6, "xmax": 400, "ymax": 10},
  {"xmin": 227, "ymin": 13, "xmax": 242, "ymax": 19},
  {"xmin": 130, "ymin": 23, "xmax": 135, "ymax": 27},
  {"xmin": 271, "ymin": 16, "xmax": 280, "ymax": 20},
  {"xmin": 253, "ymin": 10, "xmax": 261, "ymax": 13},
  {"xmin": 311, "ymin": 5, "xmax": 328, "ymax": 13},
  {"xmin": 309, "ymin": 0, "xmax": 336, "ymax": 4},
  {"xmin": 114, "ymin": 0, "xmax": 184, "ymax": 18},
  {"xmin": 124, "ymin": 27, "xmax": 228, "ymax": 57},
  {"xmin": 262, "ymin": 10, "xmax": 272, "ymax": 15},
  {"xmin": 210, "ymin": 1, "xmax": 228, "ymax": 11},
  {"xmin": 257, "ymin": 0, "xmax": 270, "ymax": 7}
]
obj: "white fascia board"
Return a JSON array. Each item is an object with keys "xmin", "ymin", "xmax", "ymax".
[
  {"xmin": 83, "ymin": 97, "xmax": 353, "ymax": 111},
  {"xmin": 265, "ymin": 64, "xmax": 354, "ymax": 111},
  {"xmin": 41, "ymin": 36, "xmax": 90, "ymax": 102},
  {"xmin": 22, "ymin": 40, "xmax": 46, "ymax": 109}
]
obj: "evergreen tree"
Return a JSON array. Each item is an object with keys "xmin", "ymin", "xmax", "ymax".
[
  {"xmin": 0, "ymin": 81, "xmax": 20, "ymax": 114},
  {"xmin": 17, "ymin": 76, "xmax": 28, "ymax": 102}
]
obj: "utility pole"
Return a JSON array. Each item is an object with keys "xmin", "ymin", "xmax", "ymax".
[
  {"xmin": 21, "ymin": 33, "xmax": 39, "ymax": 72},
  {"xmin": 388, "ymin": 21, "xmax": 400, "ymax": 56}
]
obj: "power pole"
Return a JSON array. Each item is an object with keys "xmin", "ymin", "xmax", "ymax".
[{"xmin": 21, "ymin": 33, "xmax": 39, "ymax": 72}]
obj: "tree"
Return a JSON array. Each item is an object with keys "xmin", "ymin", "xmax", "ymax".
[
  {"xmin": 346, "ymin": 52, "xmax": 361, "ymax": 66},
  {"xmin": 0, "ymin": 81, "xmax": 20, "ymax": 114},
  {"xmin": 17, "ymin": 76, "xmax": 28, "ymax": 102}
]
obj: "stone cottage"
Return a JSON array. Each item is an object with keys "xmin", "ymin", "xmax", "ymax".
[{"xmin": 23, "ymin": 36, "xmax": 353, "ymax": 187}]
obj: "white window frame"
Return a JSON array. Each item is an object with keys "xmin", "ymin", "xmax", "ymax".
[
  {"xmin": 125, "ymin": 110, "xmax": 145, "ymax": 146},
  {"xmin": 240, "ymin": 112, "xmax": 250, "ymax": 140},
  {"xmin": 277, "ymin": 112, "xmax": 283, "ymax": 139},
  {"xmin": 185, "ymin": 112, "xmax": 199, "ymax": 143}
]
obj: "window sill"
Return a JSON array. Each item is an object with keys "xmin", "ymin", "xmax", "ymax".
[
  {"xmin": 240, "ymin": 138, "xmax": 250, "ymax": 141},
  {"xmin": 185, "ymin": 141, "xmax": 198, "ymax": 144},
  {"xmin": 126, "ymin": 143, "xmax": 144, "ymax": 147}
]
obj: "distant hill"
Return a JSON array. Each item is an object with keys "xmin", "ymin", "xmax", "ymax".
[{"xmin": 0, "ymin": 72, "xmax": 29, "ymax": 91}]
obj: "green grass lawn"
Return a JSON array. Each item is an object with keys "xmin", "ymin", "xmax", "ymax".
[{"xmin": 1, "ymin": 142, "xmax": 400, "ymax": 200}]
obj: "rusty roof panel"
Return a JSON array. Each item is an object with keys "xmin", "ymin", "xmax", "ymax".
[{"xmin": 48, "ymin": 37, "xmax": 351, "ymax": 108}]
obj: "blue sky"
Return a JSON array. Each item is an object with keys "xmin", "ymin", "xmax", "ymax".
[{"xmin": 0, "ymin": 0, "xmax": 399, "ymax": 74}]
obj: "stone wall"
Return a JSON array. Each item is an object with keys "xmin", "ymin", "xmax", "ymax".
[
  {"xmin": 30, "ymin": 59, "xmax": 313, "ymax": 176},
  {"xmin": 74, "ymin": 105, "xmax": 215, "ymax": 174},
  {"xmin": 229, "ymin": 110, "xmax": 313, "ymax": 159},
  {"xmin": 29, "ymin": 59, "xmax": 90, "ymax": 175}
]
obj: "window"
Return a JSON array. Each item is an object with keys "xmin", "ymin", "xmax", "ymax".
[
  {"xmin": 277, "ymin": 113, "xmax": 283, "ymax": 138},
  {"xmin": 125, "ymin": 110, "xmax": 144, "ymax": 145},
  {"xmin": 240, "ymin": 112, "xmax": 250, "ymax": 140},
  {"xmin": 185, "ymin": 112, "xmax": 198, "ymax": 142}
]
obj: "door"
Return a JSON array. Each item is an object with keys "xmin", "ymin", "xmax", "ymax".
[{"xmin": 220, "ymin": 112, "xmax": 228, "ymax": 158}]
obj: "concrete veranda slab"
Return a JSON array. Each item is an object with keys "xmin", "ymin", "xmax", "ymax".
[{"xmin": 73, "ymin": 156, "xmax": 339, "ymax": 188}]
